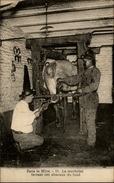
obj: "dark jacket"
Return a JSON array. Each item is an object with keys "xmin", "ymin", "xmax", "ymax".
[{"xmin": 63, "ymin": 66, "xmax": 101, "ymax": 109}]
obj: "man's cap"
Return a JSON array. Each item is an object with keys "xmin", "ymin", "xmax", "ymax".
[
  {"xmin": 84, "ymin": 54, "xmax": 95, "ymax": 61},
  {"xmin": 19, "ymin": 89, "xmax": 36, "ymax": 98}
]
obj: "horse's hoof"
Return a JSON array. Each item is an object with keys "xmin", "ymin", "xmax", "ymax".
[
  {"xmin": 56, "ymin": 123, "xmax": 61, "ymax": 128},
  {"xmin": 72, "ymin": 115, "xmax": 76, "ymax": 119}
]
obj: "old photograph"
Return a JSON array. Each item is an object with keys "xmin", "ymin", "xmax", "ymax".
[{"xmin": 0, "ymin": 0, "xmax": 114, "ymax": 182}]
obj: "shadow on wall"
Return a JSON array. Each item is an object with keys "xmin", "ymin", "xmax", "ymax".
[
  {"xmin": 96, "ymin": 104, "xmax": 113, "ymax": 123},
  {"xmin": 96, "ymin": 103, "xmax": 113, "ymax": 149},
  {"xmin": 0, "ymin": 110, "xmax": 13, "ymax": 141}
]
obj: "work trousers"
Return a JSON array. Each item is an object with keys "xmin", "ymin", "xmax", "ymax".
[
  {"xmin": 83, "ymin": 108, "xmax": 97, "ymax": 146},
  {"xmin": 12, "ymin": 132, "xmax": 44, "ymax": 150},
  {"xmin": 12, "ymin": 119, "xmax": 44, "ymax": 150}
]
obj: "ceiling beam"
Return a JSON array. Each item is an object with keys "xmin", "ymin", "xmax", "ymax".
[
  {"xmin": 45, "ymin": 49, "xmax": 66, "ymax": 59},
  {"xmin": 2, "ymin": 4, "xmax": 113, "ymax": 19},
  {"xmin": 14, "ymin": 16, "xmax": 113, "ymax": 30},
  {"xmin": 26, "ymin": 33, "xmax": 91, "ymax": 49},
  {"xmin": 24, "ymin": 25, "xmax": 113, "ymax": 35}
]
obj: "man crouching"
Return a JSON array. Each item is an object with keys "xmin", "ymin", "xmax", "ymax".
[{"xmin": 11, "ymin": 89, "xmax": 44, "ymax": 151}]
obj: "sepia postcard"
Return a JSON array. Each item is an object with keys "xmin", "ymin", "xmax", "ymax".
[{"xmin": 0, "ymin": 0, "xmax": 114, "ymax": 182}]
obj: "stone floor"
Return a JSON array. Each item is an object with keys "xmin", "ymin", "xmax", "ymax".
[{"xmin": 1, "ymin": 114, "xmax": 114, "ymax": 168}]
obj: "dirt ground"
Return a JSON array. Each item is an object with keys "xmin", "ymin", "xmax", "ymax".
[{"xmin": 1, "ymin": 110, "xmax": 114, "ymax": 168}]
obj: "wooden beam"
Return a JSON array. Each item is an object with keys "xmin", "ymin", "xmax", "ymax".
[
  {"xmin": 63, "ymin": 49, "xmax": 77, "ymax": 55},
  {"xmin": 40, "ymin": 46, "xmax": 67, "ymax": 59},
  {"xmin": 2, "ymin": 2, "xmax": 113, "ymax": 19},
  {"xmin": 77, "ymin": 42, "xmax": 86, "ymax": 59},
  {"xmin": 26, "ymin": 33, "xmax": 92, "ymax": 49},
  {"xmin": 20, "ymin": 18, "xmax": 113, "ymax": 35},
  {"xmin": 45, "ymin": 49, "xmax": 66, "ymax": 60},
  {"xmin": 31, "ymin": 43, "xmax": 45, "ymax": 133},
  {"xmin": 23, "ymin": 26, "xmax": 113, "ymax": 38},
  {"xmin": 31, "ymin": 44, "xmax": 41, "ymax": 94},
  {"xmin": 90, "ymin": 33, "xmax": 114, "ymax": 47},
  {"xmin": 24, "ymin": 26, "xmax": 113, "ymax": 39},
  {"xmin": 7, "ymin": 10, "xmax": 114, "ymax": 28}
]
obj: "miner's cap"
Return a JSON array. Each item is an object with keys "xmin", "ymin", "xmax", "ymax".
[
  {"xmin": 84, "ymin": 54, "xmax": 95, "ymax": 61},
  {"xmin": 19, "ymin": 89, "xmax": 36, "ymax": 98}
]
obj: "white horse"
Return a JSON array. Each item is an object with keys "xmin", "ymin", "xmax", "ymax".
[{"xmin": 42, "ymin": 59, "xmax": 78, "ymax": 129}]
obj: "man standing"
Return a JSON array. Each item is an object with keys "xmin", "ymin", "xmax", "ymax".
[
  {"xmin": 11, "ymin": 89, "xmax": 45, "ymax": 151},
  {"xmin": 58, "ymin": 54, "xmax": 101, "ymax": 148}
]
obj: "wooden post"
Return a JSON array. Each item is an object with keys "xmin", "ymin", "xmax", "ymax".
[
  {"xmin": 77, "ymin": 41, "xmax": 85, "ymax": 134},
  {"xmin": 77, "ymin": 41, "xmax": 101, "ymax": 134},
  {"xmin": 31, "ymin": 43, "xmax": 43, "ymax": 134}
]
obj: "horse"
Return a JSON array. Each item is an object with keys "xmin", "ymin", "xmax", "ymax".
[{"xmin": 42, "ymin": 59, "xmax": 78, "ymax": 129}]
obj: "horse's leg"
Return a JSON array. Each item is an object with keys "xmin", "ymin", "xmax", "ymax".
[
  {"xmin": 62, "ymin": 96, "xmax": 67, "ymax": 132},
  {"xmin": 53, "ymin": 103, "xmax": 61, "ymax": 128},
  {"xmin": 72, "ymin": 97, "xmax": 77, "ymax": 119},
  {"xmin": 54, "ymin": 97, "xmax": 67, "ymax": 132}
]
